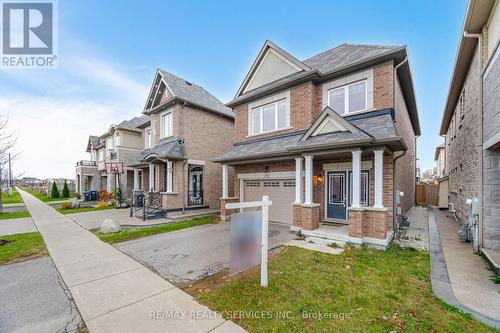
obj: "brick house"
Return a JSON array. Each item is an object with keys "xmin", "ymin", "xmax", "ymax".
[
  {"xmin": 75, "ymin": 116, "xmax": 150, "ymax": 198},
  {"xmin": 216, "ymin": 41, "xmax": 420, "ymax": 248},
  {"xmin": 129, "ymin": 69, "xmax": 234, "ymax": 212},
  {"xmin": 439, "ymin": 0, "xmax": 500, "ymax": 255}
]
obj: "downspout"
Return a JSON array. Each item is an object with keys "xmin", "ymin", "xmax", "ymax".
[
  {"xmin": 180, "ymin": 101, "xmax": 187, "ymax": 213},
  {"xmin": 463, "ymin": 31, "xmax": 483, "ymax": 249},
  {"xmin": 392, "ymin": 57, "xmax": 409, "ymax": 232}
]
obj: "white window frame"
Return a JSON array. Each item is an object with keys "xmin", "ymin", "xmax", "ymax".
[
  {"xmin": 115, "ymin": 131, "xmax": 120, "ymax": 146},
  {"xmin": 145, "ymin": 129, "xmax": 152, "ymax": 148},
  {"xmin": 98, "ymin": 149, "xmax": 104, "ymax": 161},
  {"xmin": 327, "ymin": 80, "xmax": 368, "ymax": 114},
  {"xmin": 106, "ymin": 137, "xmax": 114, "ymax": 154},
  {"xmin": 161, "ymin": 111, "xmax": 173, "ymax": 139},
  {"xmin": 250, "ymin": 99, "xmax": 289, "ymax": 135}
]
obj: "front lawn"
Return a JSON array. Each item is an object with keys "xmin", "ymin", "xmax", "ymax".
[
  {"xmin": 196, "ymin": 246, "xmax": 497, "ymax": 332},
  {"xmin": 57, "ymin": 204, "xmax": 116, "ymax": 214},
  {"xmin": 0, "ymin": 232, "xmax": 47, "ymax": 265},
  {"xmin": 92, "ymin": 215, "xmax": 217, "ymax": 244},
  {"xmin": 0, "ymin": 211, "xmax": 31, "ymax": 219},
  {"xmin": 22, "ymin": 188, "xmax": 69, "ymax": 202},
  {"xmin": 1, "ymin": 189, "xmax": 23, "ymax": 204}
]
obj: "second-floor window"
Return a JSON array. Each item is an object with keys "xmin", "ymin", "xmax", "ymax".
[
  {"xmin": 145, "ymin": 129, "xmax": 152, "ymax": 148},
  {"xmin": 161, "ymin": 112, "xmax": 173, "ymax": 138},
  {"xmin": 328, "ymin": 80, "xmax": 367, "ymax": 114},
  {"xmin": 98, "ymin": 150, "xmax": 104, "ymax": 161},
  {"xmin": 250, "ymin": 99, "xmax": 289, "ymax": 135},
  {"xmin": 106, "ymin": 137, "xmax": 114, "ymax": 154}
]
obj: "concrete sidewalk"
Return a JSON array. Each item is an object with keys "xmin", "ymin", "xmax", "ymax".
[
  {"xmin": 18, "ymin": 188, "xmax": 244, "ymax": 333},
  {"xmin": 430, "ymin": 208, "xmax": 500, "ymax": 328}
]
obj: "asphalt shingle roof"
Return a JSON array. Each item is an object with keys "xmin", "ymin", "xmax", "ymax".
[
  {"xmin": 117, "ymin": 115, "xmax": 150, "ymax": 132},
  {"xmin": 158, "ymin": 69, "xmax": 234, "ymax": 118},
  {"xmin": 214, "ymin": 110, "xmax": 400, "ymax": 163},
  {"xmin": 138, "ymin": 137, "xmax": 186, "ymax": 161},
  {"xmin": 302, "ymin": 44, "xmax": 401, "ymax": 74}
]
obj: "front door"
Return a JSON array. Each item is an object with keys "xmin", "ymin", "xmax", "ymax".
[
  {"xmin": 188, "ymin": 167, "xmax": 203, "ymax": 206},
  {"xmin": 326, "ymin": 171, "xmax": 347, "ymax": 220}
]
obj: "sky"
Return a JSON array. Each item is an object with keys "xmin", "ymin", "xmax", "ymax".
[{"xmin": 0, "ymin": 0, "xmax": 467, "ymax": 179}]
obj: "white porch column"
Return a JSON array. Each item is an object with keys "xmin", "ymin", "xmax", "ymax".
[
  {"xmin": 222, "ymin": 164, "xmax": 229, "ymax": 199},
  {"xmin": 148, "ymin": 164, "xmax": 154, "ymax": 192},
  {"xmin": 294, "ymin": 157, "xmax": 302, "ymax": 204},
  {"xmin": 304, "ymin": 155, "xmax": 313, "ymax": 205},
  {"xmin": 166, "ymin": 161, "xmax": 173, "ymax": 193},
  {"xmin": 133, "ymin": 169, "xmax": 139, "ymax": 191},
  {"xmin": 106, "ymin": 174, "xmax": 112, "ymax": 192},
  {"xmin": 351, "ymin": 150, "xmax": 362, "ymax": 208},
  {"xmin": 373, "ymin": 149, "xmax": 384, "ymax": 208}
]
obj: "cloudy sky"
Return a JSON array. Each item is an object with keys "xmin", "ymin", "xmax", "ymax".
[{"xmin": 0, "ymin": 0, "xmax": 467, "ymax": 179}]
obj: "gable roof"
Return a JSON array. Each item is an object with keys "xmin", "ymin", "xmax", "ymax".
[
  {"xmin": 144, "ymin": 69, "xmax": 234, "ymax": 119},
  {"xmin": 86, "ymin": 135, "xmax": 100, "ymax": 152},
  {"xmin": 434, "ymin": 143, "xmax": 445, "ymax": 161},
  {"xmin": 299, "ymin": 106, "xmax": 365, "ymax": 141},
  {"xmin": 228, "ymin": 41, "xmax": 420, "ymax": 136},
  {"xmin": 214, "ymin": 109, "xmax": 402, "ymax": 163},
  {"xmin": 440, "ymin": 0, "xmax": 496, "ymax": 135}
]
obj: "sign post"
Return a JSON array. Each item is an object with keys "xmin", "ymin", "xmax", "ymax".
[{"xmin": 226, "ymin": 195, "xmax": 272, "ymax": 287}]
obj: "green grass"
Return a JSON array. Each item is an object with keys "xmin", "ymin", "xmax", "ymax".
[
  {"xmin": 0, "ymin": 232, "xmax": 47, "ymax": 265},
  {"xmin": 57, "ymin": 204, "xmax": 116, "ymax": 214},
  {"xmin": 0, "ymin": 210, "xmax": 31, "ymax": 219},
  {"xmin": 21, "ymin": 188, "xmax": 69, "ymax": 202},
  {"xmin": 1, "ymin": 189, "xmax": 23, "ymax": 204},
  {"xmin": 197, "ymin": 246, "xmax": 498, "ymax": 333},
  {"xmin": 92, "ymin": 215, "xmax": 217, "ymax": 244}
]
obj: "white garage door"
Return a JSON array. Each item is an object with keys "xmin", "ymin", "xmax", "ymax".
[{"xmin": 244, "ymin": 179, "xmax": 295, "ymax": 224}]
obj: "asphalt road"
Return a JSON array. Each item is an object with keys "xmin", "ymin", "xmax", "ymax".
[
  {"xmin": 0, "ymin": 257, "xmax": 83, "ymax": 333},
  {"xmin": 116, "ymin": 221, "xmax": 294, "ymax": 284}
]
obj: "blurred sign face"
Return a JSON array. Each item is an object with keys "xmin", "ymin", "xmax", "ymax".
[{"xmin": 230, "ymin": 211, "xmax": 261, "ymax": 275}]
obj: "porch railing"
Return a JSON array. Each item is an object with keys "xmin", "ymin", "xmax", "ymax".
[
  {"xmin": 76, "ymin": 160, "xmax": 97, "ymax": 167},
  {"xmin": 188, "ymin": 190, "xmax": 203, "ymax": 206}
]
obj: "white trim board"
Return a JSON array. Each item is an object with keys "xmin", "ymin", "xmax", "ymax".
[
  {"xmin": 323, "ymin": 161, "xmax": 373, "ymax": 171},
  {"xmin": 237, "ymin": 171, "xmax": 295, "ymax": 180}
]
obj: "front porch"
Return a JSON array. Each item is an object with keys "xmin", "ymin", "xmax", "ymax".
[{"xmin": 221, "ymin": 148, "xmax": 396, "ymax": 248}]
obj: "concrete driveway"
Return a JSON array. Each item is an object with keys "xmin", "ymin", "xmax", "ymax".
[
  {"xmin": 0, "ymin": 257, "xmax": 83, "ymax": 333},
  {"xmin": 0, "ymin": 217, "xmax": 36, "ymax": 236},
  {"xmin": 116, "ymin": 221, "xmax": 294, "ymax": 285}
]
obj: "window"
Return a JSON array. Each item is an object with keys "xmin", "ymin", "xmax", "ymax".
[
  {"xmin": 145, "ymin": 129, "xmax": 152, "ymax": 148},
  {"xmin": 98, "ymin": 150, "xmax": 104, "ymax": 161},
  {"xmin": 246, "ymin": 181, "xmax": 260, "ymax": 187},
  {"xmin": 283, "ymin": 181, "xmax": 295, "ymax": 187},
  {"xmin": 328, "ymin": 80, "xmax": 367, "ymax": 114},
  {"xmin": 106, "ymin": 137, "xmax": 114, "ymax": 153},
  {"xmin": 90, "ymin": 149, "xmax": 96, "ymax": 162},
  {"xmin": 349, "ymin": 171, "xmax": 369, "ymax": 206},
  {"xmin": 250, "ymin": 99, "xmax": 289, "ymax": 135},
  {"xmin": 115, "ymin": 131, "xmax": 120, "ymax": 146},
  {"xmin": 263, "ymin": 181, "xmax": 280, "ymax": 187},
  {"xmin": 161, "ymin": 112, "xmax": 173, "ymax": 138}
]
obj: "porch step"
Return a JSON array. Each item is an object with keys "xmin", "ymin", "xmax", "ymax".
[{"xmin": 305, "ymin": 236, "xmax": 347, "ymax": 248}]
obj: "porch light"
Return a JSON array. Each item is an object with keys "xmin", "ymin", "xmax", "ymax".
[{"xmin": 313, "ymin": 174, "xmax": 324, "ymax": 185}]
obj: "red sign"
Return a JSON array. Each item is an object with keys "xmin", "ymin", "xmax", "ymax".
[{"xmin": 105, "ymin": 162, "xmax": 124, "ymax": 174}]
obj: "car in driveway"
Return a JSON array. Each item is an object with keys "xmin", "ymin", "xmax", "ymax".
[{"xmin": 115, "ymin": 221, "xmax": 294, "ymax": 285}]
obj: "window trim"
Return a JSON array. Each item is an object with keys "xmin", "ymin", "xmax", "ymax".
[
  {"xmin": 161, "ymin": 111, "xmax": 173, "ymax": 139},
  {"xmin": 327, "ymin": 80, "xmax": 368, "ymax": 114},
  {"xmin": 145, "ymin": 129, "xmax": 152, "ymax": 148},
  {"xmin": 249, "ymin": 98, "xmax": 290, "ymax": 136}
]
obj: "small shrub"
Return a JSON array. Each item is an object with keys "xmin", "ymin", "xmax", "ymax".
[
  {"xmin": 113, "ymin": 187, "xmax": 123, "ymax": 203},
  {"xmin": 328, "ymin": 242, "xmax": 339, "ymax": 248},
  {"xmin": 62, "ymin": 180, "xmax": 70, "ymax": 198},
  {"xmin": 50, "ymin": 182, "xmax": 60, "ymax": 198},
  {"xmin": 60, "ymin": 202, "xmax": 72, "ymax": 210},
  {"xmin": 96, "ymin": 200, "xmax": 109, "ymax": 208},
  {"xmin": 70, "ymin": 192, "xmax": 81, "ymax": 199},
  {"xmin": 99, "ymin": 190, "xmax": 112, "ymax": 200}
]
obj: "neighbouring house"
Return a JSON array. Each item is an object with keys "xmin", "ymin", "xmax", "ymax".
[
  {"xmin": 439, "ymin": 0, "xmax": 500, "ymax": 255},
  {"xmin": 128, "ymin": 69, "xmax": 234, "ymax": 213},
  {"xmin": 216, "ymin": 40, "xmax": 420, "ymax": 248},
  {"xmin": 435, "ymin": 143, "xmax": 449, "ymax": 209},
  {"xmin": 75, "ymin": 116, "xmax": 150, "ymax": 198}
]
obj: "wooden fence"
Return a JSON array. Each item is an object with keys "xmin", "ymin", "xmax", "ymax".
[{"xmin": 416, "ymin": 183, "xmax": 439, "ymax": 206}]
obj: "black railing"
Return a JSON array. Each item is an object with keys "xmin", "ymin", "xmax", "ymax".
[
  {"xmin": 188, "ymin": 190, "xmax": 203, "ymax": 206},
  {"xmin": 130, "ymin": 191, "xmax": 165, "ymax": 221},
  {"xmin": 76, "ymin": 160, "xmax": 97, "ymax": 167}
]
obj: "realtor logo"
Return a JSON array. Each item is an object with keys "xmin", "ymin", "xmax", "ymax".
[{"xmin": 1, "ymin": 0, "xmax": 58, "ymax": 68}]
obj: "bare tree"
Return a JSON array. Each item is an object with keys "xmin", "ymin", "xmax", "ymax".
[{"xmin": 0, "ymin": 114, "xmax": 18, "ymax": 213}]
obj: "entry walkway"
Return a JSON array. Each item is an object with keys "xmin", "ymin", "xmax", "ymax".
[
  {"xmin": 17, "ymin": 188, "xmax": 244, "ymax": 333},
  {"xmin": 430, "ymin": 208, "xmax": 500, "ymax": 328}
]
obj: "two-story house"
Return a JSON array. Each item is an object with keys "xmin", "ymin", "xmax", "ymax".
[
  {"xmin": 440, "ymin": 0, "xmax": 500, "ymax": 259},
  {"xmin": 76, "ymin": 116, "xmax": 150, "ymax": 198},
  {"xmin": 129, "ymin": 69, "xmax": 234, "ymax": 213},
  {"xmin": 216, "ymin": 41, "xmax": 420, "ymax": 248}
]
